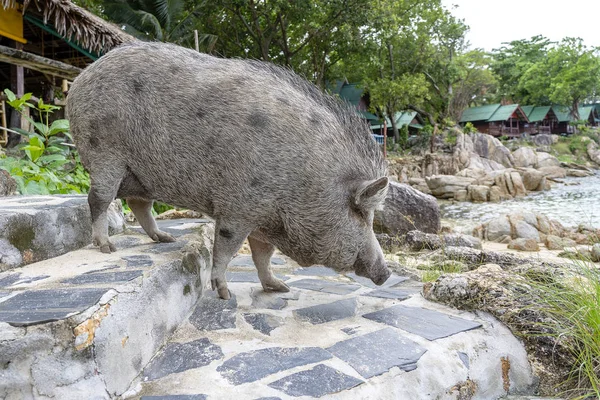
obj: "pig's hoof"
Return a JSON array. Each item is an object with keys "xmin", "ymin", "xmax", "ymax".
[
  {"xmin": 211, "ymin": 277, "xmax": 231, "ymax": 300},
  {"xmin": 99, "ymin": 241, "xmax": 116, "ymax": 253},
  {"xmin": 151, "ymin": 231, "xmax": 176, "ymax": 243},
  {"xmin": 262, "ymin": 278, "xmax": 290, "ymax": 293}
]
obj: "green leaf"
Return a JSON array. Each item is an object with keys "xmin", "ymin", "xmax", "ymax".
[
  {"xmin": 38, "ymin": 154, "xmax": 67, "ymax": 163},
  {"xmin": 3, "ymin": 89, "xmax": 16, "ymax": 102},
  {"xmin": 33, "ymin": 122, "xmax": 49, "ymax": 136},
  {"xmin": 49, "ymin": 119, "xmax": 70, "ymax": 136}
]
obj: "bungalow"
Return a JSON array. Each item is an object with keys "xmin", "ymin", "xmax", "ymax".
[
  {"xmin": 459, "ymin": 103, "xmax": 529, "ymax": 137},
  {"xmin": 520, "ymin": 106, "xmax": 558, "ymax": 135},
  {"xmin": 1, "ymin": 0, "xmax": 134, "ymax": 145},
  {"xmin": 578, "ymin": 105, "xmax": 599, "ymax": 127},
  {"xmin": 370, "ymin": 111, "xmax": 425, "ymax": 136},
  {"xmin": 551, "ymin": 105, "xmax": 599, "ymax": 134}
]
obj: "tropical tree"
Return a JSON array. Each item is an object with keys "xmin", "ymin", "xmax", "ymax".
[
  {"xmin": 449, "ymin": 50, "xmax": 497, "ymax": 120},
  {"xmin": 102, "ymin": 0, "xmax": 217, "ymax": 50},
  {"xmin": 193, "ymin": 0, "xmax": 371, "ymax": 87},
  {"xmin": 521, "ymin": 38, "xmax": 600, "ymax": 119},
  {"xmin": 490, "ymin": 35, "xmax": 553, "ymax": 104}
]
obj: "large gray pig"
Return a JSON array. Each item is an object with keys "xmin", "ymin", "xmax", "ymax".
[{"xmin": 67, "ymin": 42, "xmax": 390, "ymax": 299}]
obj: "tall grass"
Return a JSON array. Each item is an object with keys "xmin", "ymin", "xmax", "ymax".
[{"xmin": 529, "ymin": 261, "xmax": 600, "ymax": 399}]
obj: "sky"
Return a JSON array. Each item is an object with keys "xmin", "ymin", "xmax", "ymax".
[{"xmin": 441, "ymin": 0, "xmax": 600, "ymax": 51}]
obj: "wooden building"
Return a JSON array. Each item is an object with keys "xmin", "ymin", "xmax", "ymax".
[
  {"xmin": 0, "ymin": 0, "xmax": 134, "ymax": 145},
  {"xmin": 519, "ymin": 106, "xmax": 558, "ymax": 135},
  {"xmin": 370, "ymin": 111, "xmax": 424, "ymax": 136},
  {"xmin": 459, "ymin": 104, "xmax": 529, "ymax": 137},
  {"xmin": 578, "ymin": 105, "xmax": 599, "ymax": 127}
]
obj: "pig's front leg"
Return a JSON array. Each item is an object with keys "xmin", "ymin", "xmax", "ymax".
[
  {"xmin": 211, "ymin": 221, "xmax": 251, "ymax": 299},
  {"xmin": 248, "ymin": 235, "xmax": 290, "ymax": 293}
]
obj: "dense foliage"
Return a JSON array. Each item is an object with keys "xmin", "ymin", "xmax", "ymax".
[
  {"xmin": 72, "ymin": 0, "xmax": 600, "ymax": 134},
  {"xmin": 1, "ymin": 90, "xmax": 89, "ymax": 195}
]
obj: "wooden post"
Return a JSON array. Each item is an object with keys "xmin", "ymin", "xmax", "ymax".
[
  {"xmin": 383, "ymin": 119, "xmax": 387, "ymax": 158},
  {"xmin": 194, "ymin": 30, "xmax": 199, "ymax": 52}
]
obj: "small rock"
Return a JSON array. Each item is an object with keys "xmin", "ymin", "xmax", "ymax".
[
  {"xmin": 443, "ymin": 234, "xmax": 482, "ymax": 250},
  {"xmin": 592, "ymin": 244, "xmax": 600, "ymax": 262},
  {"xmin": 455, "ymin": 189, "xmax": 468, "ymax": 202},
  {"xmin": 475, "ymin": 264, "xmax": 503, "ymax": 273},
  {"xmin": 156, "ymin": 209, "xmax": 203, "ymax": 220},
  {"xmin": 405, "ymin": 230, "xmax": 443, "ymax": 251},
  {"xmin": 467, "ymin": 185, "xmax": 489, "ymax": 202},
  {"xmin": 545, "ymin": 235, "xmax": 565, "ymax": 250},
  {"xmin": 567, "ymin": 169, "xmax": 592, "ymax": 177},
  {"xmin": 0, "ymin": 170, "xmax": 17, "ymax": 196},
  {"xmin": 374, "ymin": 181, "xmax": 441, "ymax": 235},
  {"xmin": 508, "ymin": 238, "xmax": 540, "ymax": 252}
]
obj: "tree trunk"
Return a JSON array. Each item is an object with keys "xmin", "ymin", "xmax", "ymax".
[{"xmin": 387, "ymin": 108, "xmax": 399, "ymax": 144}]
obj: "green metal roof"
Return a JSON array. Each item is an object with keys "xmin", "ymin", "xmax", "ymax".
[
  {"xmin": 552, "ymin": 106, "xmax": 572, "ymax": 122},
  {"xmin": 520, "ymin": 106, "xmax": 534, "ymax": 117},
  {"xmin": 487, "ymin": 104, "xmax": 523, "ymax": 122},
  {"xmin": 527, "ymin": 106, "xmax": 552, "ymax": 122},
  {"xmin": 578, "ymin": 105, "xmax": 595, "ymax": 120},
  {"xmin": 459, "ymin": 104, "xmax": 501, "ymax": 122},
  {"xmin": 396, "ymin": 111, "xmax": 418, "ymax": 126},
  {"xmin": 358, "ymin": 110, "xmax": 380, "ymax": 121},
  {"xmin": 338, "ymin": 84, "xmax": 364, "ymax": 106}
]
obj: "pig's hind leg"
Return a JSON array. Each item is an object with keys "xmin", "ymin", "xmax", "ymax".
[
  {"xmin": 212, "ymin": 221, "xmax": 254, "ymax": 300},
  {"xmin": 88, "ymin": 168, "xmax": 123, "ymax": 253},
  {"xmin": 248, "ymin": 235, "xmax": 290, "ymax": 293},
  {"xmin": 126, "ymin": 198, "xmax": 176, "ymax": 243}
]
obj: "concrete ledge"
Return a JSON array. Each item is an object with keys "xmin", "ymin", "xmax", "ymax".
[
  {"xmin": 0, "ymin": 220, "xmax": 213, "ymax": 398},
  {"xmin": 0, "ymin": 195, "xmax": 125, "ymax": 271}
]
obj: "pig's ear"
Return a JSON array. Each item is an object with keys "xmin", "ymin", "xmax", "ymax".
[{"xmin": 355, "ymin": 177, "xmax": 389, "ymax": 211}]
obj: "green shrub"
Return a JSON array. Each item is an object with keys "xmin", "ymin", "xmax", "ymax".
[
  {"xmin": 463, "ymin": 122, "xmax": 478, "ymax": 134},
  {"xmin": 398, "ymin": 124, "xmax": 409, "ymax": 150},
  {"xmin": 1, "ymin": 89, "xmax": 89, "ymax": 194},
  {"xmin": 528, "ymin": 262, "xmax": 600, "ymax": 398}
]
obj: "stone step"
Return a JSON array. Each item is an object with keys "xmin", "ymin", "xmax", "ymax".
[
  {"xmin": 0, "ymin": 195, "xmax": 125, "ymax": 272},
  {"xmin": 0, "ymin": 218, "xmax": 214, "ymax": 399},
  {"xmin": 124, "ymin": 264, "xmax": 538, "ymax": 400}
]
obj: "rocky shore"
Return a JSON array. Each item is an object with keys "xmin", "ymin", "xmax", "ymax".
[{"xmin": 388, "ymin": 132, "xmax": 598, "ymax": 203}]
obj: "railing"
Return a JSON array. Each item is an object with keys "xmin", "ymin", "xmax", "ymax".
[
  {"xmin": 538, "ymin": 126, "xmax": 551, "ymax": 134},
  {"xmin": 489, "ymin": 125, "xmax": 520, "ymax": 137},
  {"xmin": 372, "ymin": 134, "xmax": 385, "ymax": 145}
]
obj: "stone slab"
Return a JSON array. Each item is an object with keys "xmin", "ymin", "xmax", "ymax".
[
  {"xmin": 189, "ymin": 292, "xmax": 237, "ymax": 331},
  {"xmin": 346, "ymin": 272, "xmax": 409, "ymax": 289},
  {"xmin": 268, "ymin": 364, "xmax": 363, "ymax": 397},
  {"xmin": 129, "ymin": 219, "xmax": 210, "ymax": 237},
  {"xmin": 143, "ymin": 338, "xmax": 223, "ymax": 380},
  {"xmin": 141, "ymin": 396, "xmax": 207, "ymax": 400},
  {"xmin": 293, "ymin": 266, "xmax": 339, "ymax": 276},
  {"xmin": 250, "ymin": 288, "xmax": 288, "ymax": 310},
  {"xmin": 229, "ymin": 255, "xmax": 286, "ymax": 267},
  {"xmin": 226, "ymin": 272, "xmax": 288, "ymax": 283},
  {"xmin": 0, "ymin": 272, "xmax": 49, "ymax": 288},
  {"xmin": 361, "ymin": 288, "xmax": 411, "ymax": 300},
  {"xmin": 143, "ymin": 241, "xmax": 187, "ymax": 254},
  {"xmin": 60, "ymin": 270, "xmax": 143, "ymax": 285},
  {"xmin": 243, "ymin": 313, "xmax": 283, "ymax": 335},
  {"xmin": 362, "ymin": 304, "xmax": 482, "ymax": 340},
  {"xmin": 327, "ymin": 328, "xmax": 427, "ymax": 378},
  {"xmin": 288, "ymin": 279, "xmax": 360, "ymax": 295},
  {"xmin": 0, "ymin": 196, "xmax": 124, "ymax": 271},
  {"xmin": 121, "ymin": 255, "xmax": 154, "ymax": 268},
  {"xmin": 341, "ymin": 327, "xmax": 359, "ymax": 335},
  {"xmin": 0, "ymin": 288, "xmax": 108, "ymax": 326},
  {"xmin": 294, "ymin": 298, "xmax": 358, "ymax": 325},
  {"xmin": 217, "ymin": 347, "xmax": 332, "ymax": 385}
]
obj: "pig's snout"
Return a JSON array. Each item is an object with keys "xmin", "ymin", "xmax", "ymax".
[
  {"xmin": 371, "ymin": 267, "xmax": 391, "ymax": 285},
  {"xmin": 353, "ymin": 257, "xmax": 391, "ymax": 286}
]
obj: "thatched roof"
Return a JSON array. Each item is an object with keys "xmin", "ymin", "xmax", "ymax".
[{"xmin": 2, "ymin": 0, "xmax": 136, "ymax": 54}]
